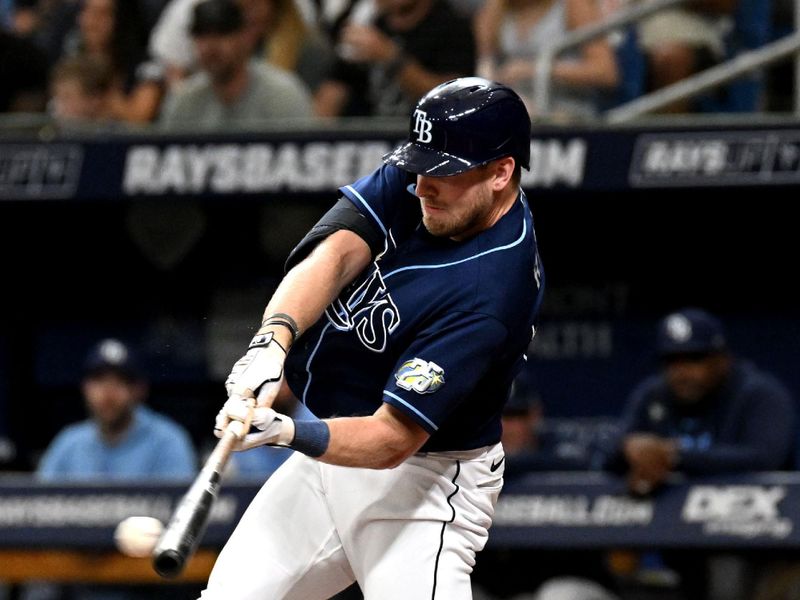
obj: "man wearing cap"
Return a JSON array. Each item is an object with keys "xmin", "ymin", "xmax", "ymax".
[
  {"xmin": 29, "ymin": 349, "xmax": 198, "ymax": 600},
  {"xmin": 603, "ymin": 307, "xmax": 796, "ymax": 495},
  {"xmin": 158, "ymin": 0, "xmax": 313, "ymax": 130},
  {"xmin": 36, "ymin": 338, "xmax": 197, "ymax": 480},
  {"xmin": 200, "ymin": 77, "xmax": 543, "ymax": 599},
  {"xmin": 598, "ymin": 308, "xmax": 797, "ymax": 599}
]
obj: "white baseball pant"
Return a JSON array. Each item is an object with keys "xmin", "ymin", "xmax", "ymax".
[{"xmin": 199, "ymin": 443, "xmax": 505, "ymax": 600}]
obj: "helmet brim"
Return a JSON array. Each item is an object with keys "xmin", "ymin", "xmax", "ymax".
[{"xmin": 382, "ymin": 141, "xmax": 478, "ymax": 177}]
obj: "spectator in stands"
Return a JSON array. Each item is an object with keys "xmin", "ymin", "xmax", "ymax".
[
  {"xmin": 312, "ymin": 0, "xmax": 476, "ymax": 117},
  {"xmin": 237, "ymin": 0, "xmax": 334, "ymax": 94},
  {"xmin": 56, "ymin": 0, "xmax": 166, "ymax": 123},
  {"xmin": 149, "ymin": 0, "xmax": 332, "ymax": 93},
  {"xmin": 28, "ymin": 338, "xmax": 197, "ymax": 600},
  {"xmin": 473, "ymin": 0, "xmax": 619, "ymax": 121},
  {"xmin": 148, "ymin": 0, "xmax": 209, "ymax": 86},
  {"xmin": 636, "ymin": 0, "xmax": 769, "ymax": 113},
  {"xmin": 158, "ymin": 0, "xmax": 313, "ymax": 130},
  {"xmin": 601, "ymin": 307, "xmax": 796, "ymax": 599},
  {"xmin": 37, "ymin": 338, "xmax": 197, "ymax": 480},
  {"xmin": 47, "ymin": 54, "xmax": 119, "ymax": 128}
]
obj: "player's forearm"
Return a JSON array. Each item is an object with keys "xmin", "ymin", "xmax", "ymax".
[
  {"xmin": 315, "ymin": 405, "xmax": 430, "ymax": 469},
  {"xmin": 261, "ymin": 229, "xmax": 371, "ymax": 345}
]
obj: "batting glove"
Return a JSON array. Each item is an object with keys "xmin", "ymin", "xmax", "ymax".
[
  {"xmin": 214, "ymin": 397, "xmax": 295, "ymax": 451},
  {"xmin": 225, "ymin": 332, "xmax": 287, "ymax": 406}
]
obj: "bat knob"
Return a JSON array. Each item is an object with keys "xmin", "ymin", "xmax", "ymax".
[{"xmin": 152, "ymin": 548, "xmax": 185, "ymax": 579}]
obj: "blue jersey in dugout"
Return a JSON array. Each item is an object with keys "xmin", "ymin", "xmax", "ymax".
[{"xmin": 284, "ymin": 164, "xmax": 544, "ymax": 452}]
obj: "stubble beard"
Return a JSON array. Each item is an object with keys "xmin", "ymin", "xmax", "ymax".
[{"xmin": 421, "ymin": 186, "xmax": 492, "ymax": 240}]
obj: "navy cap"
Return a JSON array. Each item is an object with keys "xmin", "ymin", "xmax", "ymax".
[
  {"xmin": 190, "ymin": 0, "xmax": 243, "ymax": 36},
  {"xmin": 83, "ymin": 338, "xmax": 144, "ymax": 381},
  {"xmin": 656, "ymin": 308, "xmax": 728, "ymax": 357}
]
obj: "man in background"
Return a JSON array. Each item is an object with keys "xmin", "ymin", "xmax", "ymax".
[
  {"xmin": 313, "ymin": 0, "xmax": 475, "ymax": 117},
  {"xmin": 603, "ymin": 307, "xmax": 795, "ymax": 493},
  {"xmin": 159, "ymin": 0, "xmax": 313, "ymax": 130},
  {"xmin": 602, "ymin": 307, "xmax": 796, "ymax": 599},
  {"xmin": 23, "ymin": 338, "xmax": 197, "ymax": 600},
  {"xmin": 37, "ymin": 337, "xmax": 197, "ymax": 480}
]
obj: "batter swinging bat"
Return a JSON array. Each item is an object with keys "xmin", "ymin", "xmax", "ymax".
[{"xmin": 151, "ymin": 400, "xmax": 253, "ymax": 578}]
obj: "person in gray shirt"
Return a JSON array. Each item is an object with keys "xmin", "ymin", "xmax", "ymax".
[{"xmin": 159, "ymin": 0, "xmax": 314, "ymax": 130}]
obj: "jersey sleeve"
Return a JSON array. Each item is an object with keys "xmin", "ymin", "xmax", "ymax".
[
  {"xmin": 381, "ymin": 311, "xmax": 508, "ymax": 434},
  {"xmin": 284, "ymin": 163, "xmax": 414, "ymax": 272},
  {"xmin": 338, "ymin": 163, "xmax": 414, "ymax": 243}
]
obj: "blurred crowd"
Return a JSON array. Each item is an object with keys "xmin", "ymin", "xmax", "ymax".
[{"xmin": 0, "ymin": 0, "xmax": 792, "ymax": 130}]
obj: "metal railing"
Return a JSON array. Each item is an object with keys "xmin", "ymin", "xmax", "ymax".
[
  {"xmin": 533, "ymin": 0, "xmax": 800, "ymax": 121},
  {"xmin": 533, "ymin": 0, "xmax": 689, "ymax": 114},
  {"xmin": 606, "ymin": 32, "xmax": 800, "ymax": 122}
]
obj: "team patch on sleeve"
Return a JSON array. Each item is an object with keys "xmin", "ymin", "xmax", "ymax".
[{"xmin": 395, "ymin": 358, "xmax": 445, "ymax": 394}]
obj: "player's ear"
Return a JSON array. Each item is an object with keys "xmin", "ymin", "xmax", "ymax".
[{"xmin": 490, "ymin": 157, "xmax": 515, "ymax": 191}]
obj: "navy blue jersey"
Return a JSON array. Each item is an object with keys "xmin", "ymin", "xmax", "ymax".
[{"xmin": 284, "ymin": 164, "xmax": 544, "ymax": 451}]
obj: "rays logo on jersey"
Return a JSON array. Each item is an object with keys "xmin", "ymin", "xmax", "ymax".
[
  {"xmin": 395, "ymin": 358, "xmax": 445, "ymax": 394},
  {"xmin": 326, "ymin": 267, "xmax": 400, "ymax": 352}
]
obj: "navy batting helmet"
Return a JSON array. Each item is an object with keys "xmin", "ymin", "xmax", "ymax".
[{"xmin": 383, "ymin": 77, "xmax": 531, "ymax": 176}]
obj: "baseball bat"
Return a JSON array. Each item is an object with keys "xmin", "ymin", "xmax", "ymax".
[{"xmin": 151, "ymin": 403, "xmax": 253, "ymax": 579}]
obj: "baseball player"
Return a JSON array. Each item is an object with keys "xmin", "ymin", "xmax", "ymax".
[{"xmin": 204, "ymin": 77, "xmax": 544, "ymax": 599}]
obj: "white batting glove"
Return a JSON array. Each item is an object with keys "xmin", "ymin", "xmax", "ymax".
[
  {"xmin": 225, "ymin": 332, "xmax": 287, "ymax": 406},
  {"xmin": 214, "ymin": 397, "xmax": 295, "ymax": 451}
]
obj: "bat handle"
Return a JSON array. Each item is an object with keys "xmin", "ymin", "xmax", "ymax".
[
  {"xmin": 204, "ymin": 397, "xmax": 255, "ymax": 469},
  {"xmin": 151, "ymin": 400, "xmax": 255, "ymax": 578}
]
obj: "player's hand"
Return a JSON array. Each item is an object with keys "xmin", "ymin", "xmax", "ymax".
[
  {"xmin": 225, "ymin": 332, "xmax": 287, "ymax": 407},
  {"xmin": 214, "ymin": 397, "xmax": 295, "ymax": 451}
]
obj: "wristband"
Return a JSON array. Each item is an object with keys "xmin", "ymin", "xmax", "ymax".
[
  {"xmin": 290, "ymin": 419, "xmax": 330, "ymax": 458},
  {"xmin": 261, "ymin": 312, "xmax": 300, "ymax": 343}
]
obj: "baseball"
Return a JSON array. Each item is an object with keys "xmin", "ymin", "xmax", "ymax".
[{"xmin": 114, "ymin": 516, "xmax": 164, "ymax": 557}]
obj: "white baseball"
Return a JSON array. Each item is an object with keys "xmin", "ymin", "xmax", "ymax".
[{"xmin": 114, "ymin": 516, "xmax": 164, "ymax": 557}]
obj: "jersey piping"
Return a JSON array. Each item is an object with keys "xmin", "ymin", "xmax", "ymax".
[
  {"xmin": 383, "ymin": 203, "xmax": 527, "ymax": 280},
  {"xmin": 383, "ymin": 390, "xmax": 439, "ymax": 431},
  {"xmin": 343, "ymin": 184, "xmax": 388, "ymax": 237},
  {"xmin": 301, "ymin": 321, "xmax": 334, "ymax": 405}
]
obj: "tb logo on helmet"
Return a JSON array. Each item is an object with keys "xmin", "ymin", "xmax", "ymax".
[{"xmin": 413, "ymin": 109, "xmax": 433, "ymax": 143}]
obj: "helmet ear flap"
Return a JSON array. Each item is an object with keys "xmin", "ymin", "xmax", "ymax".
[{"xmin": 383, "ymin": 77, "xmax": 532, "ymax": 177}]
